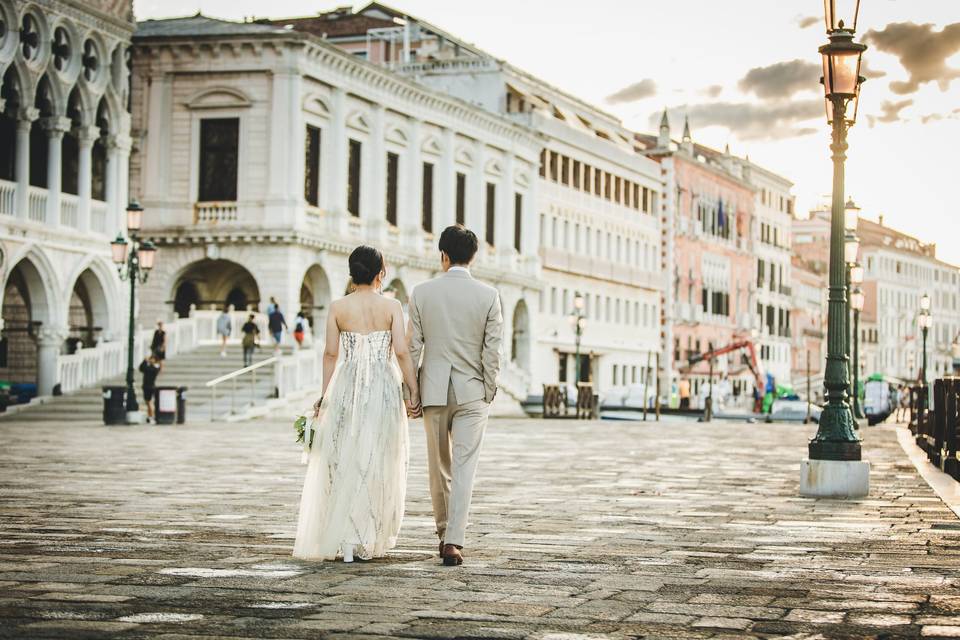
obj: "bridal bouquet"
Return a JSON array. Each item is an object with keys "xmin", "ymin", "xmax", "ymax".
[{"xmin": 294, "ymin": 413, "xmax": 318, "ymax": 464}]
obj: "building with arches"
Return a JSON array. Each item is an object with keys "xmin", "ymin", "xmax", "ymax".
[
  {"xmin": 0, "ymin": 1, "xmax": 134, "ymax": 396},
  {"xmin": 128, "ymin": 13, "xmax": 542, "ymax": 400}
]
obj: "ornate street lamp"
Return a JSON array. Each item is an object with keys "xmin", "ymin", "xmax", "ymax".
[
  {"xmin": 568, "ymin": 294, "xmax": 586, "ymax": 387},
  {"xmin": 112, "ymin": 201, "xmax": 157, "ymax": 422},
  {"xmin": 850, "ymin": 286, "xmax": 865, "ymax": 419},
  {"xmin": 808, "ymin": 0, "xmax": 866, "ymax": 465},
  {"xmin": 919, "ymin": 294, "xmax": 932, "ymax": 388}
]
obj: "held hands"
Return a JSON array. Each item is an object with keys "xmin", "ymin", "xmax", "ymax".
[{"xmin": 405, "ymin": 390, "xmax": 423, "ymax": 419}]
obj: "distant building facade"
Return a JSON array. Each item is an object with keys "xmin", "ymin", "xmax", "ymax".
[
  {"xmin": 638, "ymin": 116, "xmax": 758, "ymax": 409},
  {"xmin": 129, "ymin": 14, "xmax": 541, "ymax": 400},
  {"xmin": 0, "ymin": 0, "xmax": 134, "ymax": 396},
  {"xmin": 300, "ymin": 3, "xmax": 665, "ymax": 396}
]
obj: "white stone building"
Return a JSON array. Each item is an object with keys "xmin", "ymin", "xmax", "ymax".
[
  {"xmin": 307, "ymin": 3, "xmax": 664, "ymax": 396},
  {"xmin": 128, "ymin": 14, "xmax": 542, "ymax": 400},
  {"xmin": 0, "ymin": 0, "xmax": 134, "ymax": 397},
  {"xmin": 743, "ymin": 160, "xmax": 794, "ymax": 385}
]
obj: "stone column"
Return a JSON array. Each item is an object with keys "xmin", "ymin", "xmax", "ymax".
[
  {"xmin": 43, "ymin": 116, "xmax": 72, "ymax": 226},
  {"xmin": 14, "ymin": 108, "xmax": 38, "ymax": 221},
  {"xmin": 469, "ymin": 139, "xmax": 485, "ymax": 236},
  {"xmin": 497, "ymin": 151, "xmax": 516, "ymax": 260},
  {"xmin": 36, "ymin": 326, "xmax": 68, "ymax": 397},
  {"xmin": 521, "ymin": 162, "xmax": 540, "ymax": 271},
  {"xmin": 106, "ymin": 134, "xmax": 132, "ymax": 235},
  {"xmin": 437, "ymin": 127, "xmax": 456, "ymax": 231},
  {"xmin": 366, "ymin": 104, "xmax": 386, "ymax": 244},
  {"xmin": 321, "ymin": 87, "xmax": 348, "ymax": 233},
  {"xmin": 76, "ymin": 125, "xmax": 99, "ymax": 233},
  {"xmin": 401, "ymin": 117, "xmax": 422, "ymax": 246}
]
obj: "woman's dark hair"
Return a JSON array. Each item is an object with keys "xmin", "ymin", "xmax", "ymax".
[
  {"xmin": 438, "ymin": 225, "xmax": 478, "ymax": 265},
  {"xmin": 349, "ymin": 245, "xmax": 385, "ymax": 286}
]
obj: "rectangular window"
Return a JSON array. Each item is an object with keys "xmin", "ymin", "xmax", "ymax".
[
  {"xmin": 199, "ymin": 117, "xmax": 239, "ymax": 201},
  {"xmin": 634, "ymin": 183, "xmax": 641, "ymax": 211},
  {"xmin": 422, "ymin": 161, "xmax": 434, "ymax": 232},
  {"xmin": 549, "ymin": 152, "xmax": 558, "ymax": 182},
  {"xmin": 594, "ymin": 168, "xmax": 602, "ymax": 195},
  {"xmin": 584, "ymin": 165, "xmax": 592, "ymax": 194},
  {"xmin": 456, "ymin": 172, "xmax": 466, "ymax": 225},
  {"xmin": 304, "ymin": 125, "xmax": 321, "ymax": 206},
  {"xmin": 615, "ymin": 176, "xmax": 622, "ymax": 204},
  {"xmin": 561, "ymin": 155, "xmax": 570, "ymax": 186},
  {"xmin": 347, "ymin": 138, "xmax": 362, "ymax": 216},
  {"xmin": 539, "ymin": 149, "xmax": 546, "ymax": 178},
  {"xmin": 485, "ymin": 182, "xmax": 496, "ymax": 245},
  {"xmin": 603, "ymin": 172, "xmax": 611, "ymax": 200},
  {"xmin": 386, "ymin": 152, "xmax": 399, "ymax": 226},
  {"xmin": 514, "ymin": 192, "xmax": 522, "ymax": 252},
  {"xmin": 572, "ymin": 160, "xmax": 581, "ymax": 189}
]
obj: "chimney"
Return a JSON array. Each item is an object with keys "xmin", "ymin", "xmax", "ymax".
[{"xmin": 878, "ymin": 214, "xmax": 884, "ymax": 227}]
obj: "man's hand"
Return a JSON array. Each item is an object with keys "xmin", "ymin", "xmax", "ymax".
[{"xmin": 405, "ymin": 393, "xmax": 423, "ymax": 419}]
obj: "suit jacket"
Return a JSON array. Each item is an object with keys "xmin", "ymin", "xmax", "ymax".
[{"xmin": 409, "ymin": 269, "xmax": 503, "ymax": 407}]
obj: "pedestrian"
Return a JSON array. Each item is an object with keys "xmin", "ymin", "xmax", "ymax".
[
  {"xmin": 293, "ymin": 311, "xmax": 307, "ymax": 347},
  {"xmin": 678, "ymin": 378, "xmax": 690, "ymax": 409},
  {"xmin": 216, "ymin": 307, "xmax": 232, "ymax": 357},
  {"xmin": 901, "ymin": 385, "xmax": 911, "ymax": 423},
  {"xmin": 241, "ymin": 314, "xmax": 260, "ymax": 368},
  {"xmin": 139, "ymin": 354, "xmax": 161, "ymax": 423},
  {"xmin": 151, "ymin": 320, "xmax": 167, "ymax": 369},
  {"xmin": 266, "ymin": 296, "xmax": 278, "ymax": 317},
  {"xmin": 889, "ymin": 384, "xmax": 900, "ymax": 422},
  {"xmin": 268, "ymin": 304, "xmax": 287, "ymax": 354}
]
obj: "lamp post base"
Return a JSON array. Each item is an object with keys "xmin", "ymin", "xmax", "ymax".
[
  {"xmin": 800, "ymin": 458, "xmax": 869, "ymax": 498},
  {"xmin": 809, "ymin": 439, "xmax": 862, "ymax": 460}
]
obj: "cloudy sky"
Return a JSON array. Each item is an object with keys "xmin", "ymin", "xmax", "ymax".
[{"xmin": 134, "ymin": 1, "xmax": 960, "ymax": 265}]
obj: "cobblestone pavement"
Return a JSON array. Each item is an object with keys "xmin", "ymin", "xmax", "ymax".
[{"xmin": 2, "ymin": 416, "xmax": 960, "ymax": 639}]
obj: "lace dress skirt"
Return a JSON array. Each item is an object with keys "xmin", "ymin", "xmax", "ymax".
[{"xmin": 293, "ymin": 331, "xmax": 409, "ymax": 560}]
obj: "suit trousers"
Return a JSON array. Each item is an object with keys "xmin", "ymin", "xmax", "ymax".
[{"xmin": 422, "ymin": 384, "xmax": 489, "ymax": 548}]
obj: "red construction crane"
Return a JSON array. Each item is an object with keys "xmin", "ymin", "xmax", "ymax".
[{"xmin": 688, "ymin": 338, "xmax": 765, "ymax": 413}]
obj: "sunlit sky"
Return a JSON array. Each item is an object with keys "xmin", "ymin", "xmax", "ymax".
[{"xmin": 134, "ymin": 1, "xmax": 960, "ymax": 266}]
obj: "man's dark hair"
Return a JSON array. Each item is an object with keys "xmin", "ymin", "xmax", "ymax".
[{"xmin": 438, "ymin": 225, "xmax": 478, "ymax": 265}]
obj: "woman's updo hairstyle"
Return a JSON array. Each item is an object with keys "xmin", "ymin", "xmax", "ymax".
[{"xmin": 348, "ymin": 245, "xmax": 384, "ymax": 286}]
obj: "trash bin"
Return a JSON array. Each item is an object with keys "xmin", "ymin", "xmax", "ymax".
[
  {"xmin": 155, "ymin": 386, "xmax": 178, "ymax": 425},
  {"xmin": 176, "ymin": 386, "xmax": 187, "ymax": 424},
  {"xmin": 102, "ymin": 386, "xmax": 127, "ymax": 425}
]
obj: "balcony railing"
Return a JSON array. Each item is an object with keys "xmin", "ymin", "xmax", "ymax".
[
  {"xmin": 194, "ymin": 201, "xmax": 238, "ymax": 223},
  {"xmin": 0, "ymin": 179, "xmax": 15, "ymax": 216},
  {"xmin": 60, "ymin": 193, "xmax": 79, "ymax": 228},
  {"xmin": 91, "ymin": 200, "xmax": 108, "ymax": 234},
  {"xmin": 27, "ymin": 187, "xmax": 46, "ymax": 222}
]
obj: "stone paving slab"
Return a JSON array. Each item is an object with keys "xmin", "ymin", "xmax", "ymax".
[{"xmin": 1, "ymin": 418, "xmax": 959, "ymax": 639}]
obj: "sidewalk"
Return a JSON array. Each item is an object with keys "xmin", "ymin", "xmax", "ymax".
[{"xmin": 1, "ymin": 417, "xmax": 959, "ymax": 638}]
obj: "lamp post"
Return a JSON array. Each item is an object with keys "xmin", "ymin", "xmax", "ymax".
[
  {"xmin": 568, "ymin": 294, "xmax": 586, "ymax": 386},
  {"xmin": 807, "ymin": 0, "xmax": 866, "ymax": 467},
  {"xmin": 919, "ymin": 293, "xmax": 931, "ymax": 389},
  {"xmin": 111, "ymin": 201, "xmax": 157, "ymax": 422},
  {"xmin": 850, "ymin": 285, "xmax": 864, "ymax": 420}
]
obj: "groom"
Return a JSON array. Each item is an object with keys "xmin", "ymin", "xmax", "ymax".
[{"xmin": 408, "ymin": 225, "xmax": 503, "ymax": 567}]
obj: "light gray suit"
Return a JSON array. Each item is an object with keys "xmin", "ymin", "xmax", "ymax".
[{"xmin": 409, "ymin": 268, "xmax": 503, "ymax": 547}]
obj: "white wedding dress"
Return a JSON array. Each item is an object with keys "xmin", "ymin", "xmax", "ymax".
[{"xmin": 293, "ymin": 330, "xmax": 409, "ymax": 560}]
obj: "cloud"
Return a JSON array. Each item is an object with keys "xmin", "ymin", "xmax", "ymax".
[
  {"xmin": 796, "ymin": 15, "xmax": 819, "ymax": 29},
  {"xmin": 649, "ymin": 100, "xmax": 822, "ymax": 141},
  {"xmin": 606, "ymin": 79, "xmax": 657, "ymax": 104},
  {"xmin": 864, "ymin": 22, "xmax": 960, "ymax": 94},
  {"xmin": 738, "ymin": 59, "xmax": 820, "ymax": 99},
  {"xmin": 867, "ymin": 99, "xmax": 913, "ymax": 126},
  {"xmin": 702, "ymin": 84, "xmax": 723, "ymax": 98},
  {"xmin": 860, "ymin": 59, "xmax": 887, "ymax": 80}
]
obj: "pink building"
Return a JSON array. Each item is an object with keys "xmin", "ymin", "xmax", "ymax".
[{"xmin": 638, "ymin": 115, "xmax": 757, "ymax": 408}]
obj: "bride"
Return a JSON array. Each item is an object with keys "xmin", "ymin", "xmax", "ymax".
[{"xmin": 293, "ymin": 245, "xmax": 421, "ymax": 562}]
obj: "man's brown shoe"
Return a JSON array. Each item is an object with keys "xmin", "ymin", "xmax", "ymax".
[{"xmin": 442, "ymin": 544, "xmax": 463, "ymax": 566}]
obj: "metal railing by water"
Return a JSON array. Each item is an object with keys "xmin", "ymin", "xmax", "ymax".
[{"xmin": 205, "ymin": 356, "xmax": 278, "ymax": 420}]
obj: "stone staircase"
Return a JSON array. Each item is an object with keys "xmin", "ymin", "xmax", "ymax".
[{"xmin": 1, "ymin": 344, "xmax": 288, "ymax": 424}]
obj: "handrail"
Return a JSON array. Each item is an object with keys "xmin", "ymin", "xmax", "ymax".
[
  {"xmin": 204, "ymin": 356, "xmax": 278, "ymax": 420},
  {"xmin": 204, "ymin": 356, "xmax": 278, "ymax": 388}
]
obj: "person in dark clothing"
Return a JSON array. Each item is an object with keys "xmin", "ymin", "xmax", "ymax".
[
  {"xmin": 268, "ymin": 305, "xmax": 287, "ymax": 354},
  {"xmin": 139, "ymin": 354, "xmax": 162, "ymax": 422},
  {"xmin": 151, "ymin": 320, "xmax": 167, "ymax": 367},
  {"xmin": 241, "ymin": 314, "xmax": 260, "ymax": 367}
]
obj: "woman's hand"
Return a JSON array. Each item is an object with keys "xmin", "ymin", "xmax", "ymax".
[{"xmin": 406, "ymin": 389, "xmax": 422, "ymax": 419}]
